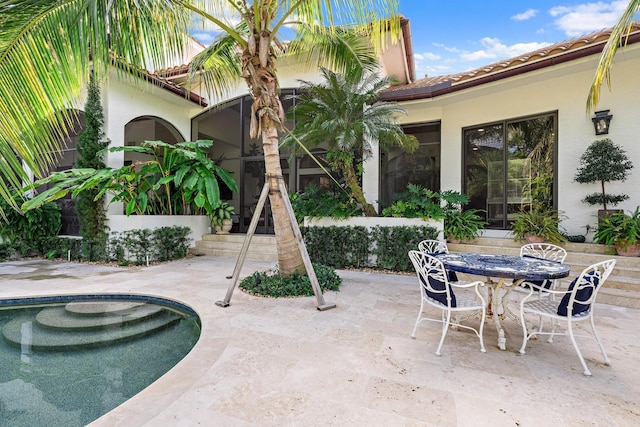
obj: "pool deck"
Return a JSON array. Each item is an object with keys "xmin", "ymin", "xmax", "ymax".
[{"xmin": 1, "ymin": 256, "xmax": 639, "ymax": 426}]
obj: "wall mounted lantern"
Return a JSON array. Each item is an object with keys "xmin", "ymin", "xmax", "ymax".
[{"xmin": 592, "ymin": 110, "xmax": 613, "ymax": 135}]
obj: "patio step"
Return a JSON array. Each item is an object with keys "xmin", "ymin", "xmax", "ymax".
[
  {"xmin": 191, "ymin": 233, "xmax": 277, "ymax": 261},
  {"xmin": 449, "ymin": 237, "xmax": 640, "ymax": 309}
]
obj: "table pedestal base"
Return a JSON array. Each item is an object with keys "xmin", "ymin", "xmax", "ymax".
[{"xmin": 485, "ymin": 277, "xmax": 521, "ymax": 350}]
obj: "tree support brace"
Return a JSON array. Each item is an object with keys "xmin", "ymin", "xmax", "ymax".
[{"xmin": 216, "ymin": 175, "xmax": 336, "ymax": 311}]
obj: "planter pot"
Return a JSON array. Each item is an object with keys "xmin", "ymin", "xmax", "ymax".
[
  {"xmin": 615, "ymin": 242, "xmax": 640, "ymax": 257},
  {"xmin": 214, "ymin": 219, "xmax": 233, "ymax": 234},
  {"xmin": 524, "ymin": 234, "xmax": 545, "ymax": 243},
  {"xmin": 447, "ymin": 237, "xmax": 462, "ymax": 244}
]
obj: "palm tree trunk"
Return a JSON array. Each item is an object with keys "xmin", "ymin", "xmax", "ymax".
[
  {"xmin": 341, "ymin": 160, "xmax": 378, "ymax": 216},
  {"xmin": 242, "ymin": 30, "xmax": 306, "ymax": 276},
  {"xmin": 262, "ymin": 121, "xmax": 307, "ymax": 276}
]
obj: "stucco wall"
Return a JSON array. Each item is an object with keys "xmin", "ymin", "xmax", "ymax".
[
  {"xmin": 94, "ymin": 41, "xmax": 640, "ymax": 240},
  {"xmin": 398, "ymin": 46, "xmax": 640, "ymax": 238}
]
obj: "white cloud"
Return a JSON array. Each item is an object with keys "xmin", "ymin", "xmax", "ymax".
[
  {"xmin": 549, "ymin": 1, "xmax": 629, "ymax": 36},
  {"xmin": 415, "ymin": 52, "xmax": 441, "ymax": 61},
  {"xmin": 460, "ymin": 37, "xmax": 551, "ymax": 62},
  {"xmin": 433, "ymin": 42, "xmax": 461, "ymax": 53},
  {"xmin": 512, "ymin": 9, "xmax": 538, "ymax": 21}
]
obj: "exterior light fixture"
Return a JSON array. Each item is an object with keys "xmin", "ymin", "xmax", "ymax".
[{"xmin": 592, "ymin": 110, "xmax": 613, "ymax": 135}]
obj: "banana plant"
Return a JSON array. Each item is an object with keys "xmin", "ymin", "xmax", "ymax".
[{"xmin": 21, "ymin": 140, "xmax": 238, "ymax": 216}]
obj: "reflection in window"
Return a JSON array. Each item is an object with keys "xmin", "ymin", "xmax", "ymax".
[
  {"xmin": 464, "ymin": 113, "xmax": 556, "ymax": 229},
  {"xmin": 380, "ymin": 122, "xmax": 440, "ymax": 208}
]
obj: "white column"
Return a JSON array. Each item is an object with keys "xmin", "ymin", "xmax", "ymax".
[{"xmin": 362, "ymin": 135, "xmax": 380, "ymax": 214}]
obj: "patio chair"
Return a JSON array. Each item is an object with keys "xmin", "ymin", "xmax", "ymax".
[
  {"xmin": 517, "ymin": 243, "xmax": 567, "ymax": 298},
  {"xmin": 418, "ymin": 239, "xmax": 449, "ymax": 255},
  {"xmin": 408, "ymin": 250, "xmax": 486, "ymax": 355},
  {"xmin": 418, "ymin": 239, "xmax": 458, "ymax": 282},
  {"xmin": 518, "ymin": 259, "xmax": 616, "ymax": 376}
]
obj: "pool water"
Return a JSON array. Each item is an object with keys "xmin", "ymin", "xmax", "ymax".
[{"xmin": 0, "ymin": 298, "xmax": 200, "ymax": 426}]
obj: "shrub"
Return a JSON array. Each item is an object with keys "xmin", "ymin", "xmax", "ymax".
[
  {"xmin": 301, "ymin": 226, "xmax": 369, "ymax": 268},
  {"xmin": 153, "ymin": 226, "xmax": 191, "ymax": 261},
  {"xmin": 38, "ymin": 237, "xmax": 82, "ymax": 260},
  {"xmin": 124, "ymin": 229, "xmax": 154, "ymax": 265},
  {"xmin": 289, "ymin": 183, "xmax": 363, "ymax": 223},
  {"xmin": 301, "ymin": 224, "xmax": 438, "ymax": 272},
  {"xmin": 0, "ymin": 243, "xmax": 12, "ymax": 261},
  {"xmin": 0, "ymin": 198, "xmax": 61, "ymax": 256},
  {"xmin": 371, "ymin": 225, "xmax": 439, "ymax": 271}
]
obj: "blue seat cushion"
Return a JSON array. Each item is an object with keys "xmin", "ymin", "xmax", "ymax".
[
  {"xmin": 557, "ymin": 272, "xmax": 600, "ymax": 316},
  {"xmin": 419, "ymin": 264, "xmax": 457, "ymax": 307}
]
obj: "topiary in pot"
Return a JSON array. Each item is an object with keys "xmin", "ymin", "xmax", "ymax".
[{"xmin": 574, "ymin": 138, "xmax": 633, "ymax": 214}]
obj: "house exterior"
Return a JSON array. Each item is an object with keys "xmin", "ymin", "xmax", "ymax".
[
  {"xmin": 57, "ymin": 19, "xmax": 640, "ymax": 241},
  {"xmin": 379, "ymin": 23, "xmax": 640, "ymax": 239}
]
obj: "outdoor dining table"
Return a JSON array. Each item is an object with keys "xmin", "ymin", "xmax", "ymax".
[{"xmin": 434, "ymin": 252, "xmax": 570, "ymax": 350}]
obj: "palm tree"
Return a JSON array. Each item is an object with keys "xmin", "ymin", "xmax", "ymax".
[
  {"xmin": 587, "ymin": 0, "xmax": 640, "ymax": 110},
  {"xmin": 284, "ymin": 67, "xmax": 417, "ymax": 216},
  {"xmin": 0, "ymin": 1, "xmax": 401, "ymax": 276}
]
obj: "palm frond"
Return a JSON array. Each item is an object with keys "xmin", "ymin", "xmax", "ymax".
[
  {"xmin": 0, "ymin": 0, "xmax": 193, "ymax": 213},
  {"xmin": 587, "ymin": 1, "xmax": 640, "ymax": 111},
  {"xmin": 286, "ymin": 24, "xmax": 379, "ymax": 78},
  {"xmin": 187, "ymin": 22, "xmax": 246, "ymax": 102}
]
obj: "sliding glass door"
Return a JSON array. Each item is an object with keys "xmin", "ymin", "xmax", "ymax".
[{"xmin": 463, "ymin": 112, "xmax": 556, "ymax": 229}]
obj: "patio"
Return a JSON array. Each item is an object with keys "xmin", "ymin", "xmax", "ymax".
[{"xmin": 1, "ymin": 256, "xmax": 639, "ymax": 426}]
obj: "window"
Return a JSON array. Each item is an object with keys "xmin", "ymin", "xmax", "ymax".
[
  {"xmin": 380, "ymin": 122, "xmax": 441, "ymax": 208},
  {"xmin": 191, "ymin": 89, "xmax": 302, "ymax": 233},
  {"xmin": 463, "ymin": 113, "xmax": 556, "ymax": 229}
]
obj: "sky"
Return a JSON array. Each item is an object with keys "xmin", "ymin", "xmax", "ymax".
[
  {"xmin": 190, "ymin": 1, "xmax": 634, "ymax": 79},
  {"xmin": 399, "ymin": 0, "xmax": 631, "ymax": 78}
]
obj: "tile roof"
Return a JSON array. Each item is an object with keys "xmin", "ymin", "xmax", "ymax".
[{"xmin": 380, "ymin": 23, "xmax": 640, "ymax": 101}]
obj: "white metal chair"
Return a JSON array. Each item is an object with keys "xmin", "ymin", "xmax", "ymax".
[
  {"xmin": 418, "ymin": 239, "xmax": 449, "ymax": 255},
  {"xmin": 408, "ymin": 250, "xmax": 486, "ymax": 355},
  {"xmin": 517, "ymin": 243, "xmax": 568, "ymax": 298},
  {"xmin": 519, "ymin": 259, "xmax": 616, "ymax": 376},
  {"xmin": 418, "ymin": 239, "xmax": 459, "ymax": 282}
]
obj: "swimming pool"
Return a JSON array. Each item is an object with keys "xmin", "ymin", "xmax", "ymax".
[{"xmin": 0, "ymin": 295, "xmax": 200, "ymax": 426}]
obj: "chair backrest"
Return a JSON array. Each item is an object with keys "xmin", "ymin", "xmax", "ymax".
[
  {"xmin": 408, "ymin": 250, "xmax": 457, "ymax": 307},
  {"xmin": 557, "ymin": 259, "xmax": 616, "ymax": 316},
  {"xmin": 418, "ymin": 239, "xmax": 449, "ymax": 255},
  {"xmin": 520, "ymin": 243, "xmax": 567, "ymax": 264}
]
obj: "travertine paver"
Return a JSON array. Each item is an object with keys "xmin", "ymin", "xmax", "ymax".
[{"xmin": 0, "ymin": 257, "xmax": 638, "ymax": 426}]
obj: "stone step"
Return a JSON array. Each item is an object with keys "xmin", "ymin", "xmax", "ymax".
[
  {"xmin": 3, "ymin": 309, "xmax": 181, "ymax": 351},
  {"xmin": 2, "ymin": 302, "xmax": 182, "ymax": 351},
  {"xmin": 597, "ymin": 288, "xmax": 640, "ymax": 309},
  {"xmin": 450, "ymin": 237, "xmax": 640, "ymax": 309},
  {"xmin": 35, "ymin": 303, "xmax": 165, "ymax": 331},
  {"xmin": 191, "ymin": 234, "xmax": 277, "ymax": 261}
]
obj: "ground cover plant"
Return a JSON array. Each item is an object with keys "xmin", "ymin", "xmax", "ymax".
[{"xmin": 240, "ymin": 264, "xmax": 341, "ymax": 298}]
